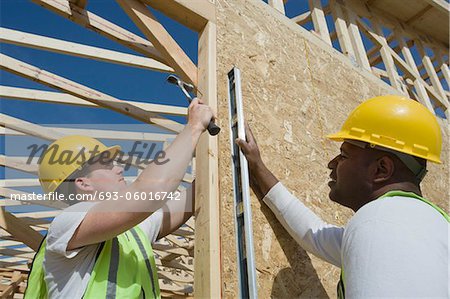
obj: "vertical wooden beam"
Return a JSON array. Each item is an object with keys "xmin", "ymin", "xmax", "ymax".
[
  {"xmin": 142, "ymin": 0, "xmax": 216, "ymax": 32},
  {"xmin": 371, "ymin": 19, "xmax": 405, "ymax": 93},
  {"xmin": 69, "ymin": 0, "xmax": 87, "ymax": 9},
  {"xmin": 441, "ymin": 63, "xmax": 450, "ymax": 90},
  {"xmin": 268, "ymin": 0, "xmax": 286, "ymax": 15},
  {"xmin": 330, "ymin": 0, "xmax": 356, "ymax": 63},
  {"xmin": 194, "ymin": 21, "xmax": 221, "ymax": 298},
  {"xmin": 416, "ymin": 40, "xmax": 449, "ymax": 108},
  {"xmin": 396, "ymin": 33, "xmax": 436, "ymax": 112},
  {"xmin": 309, "ymin": 0, "xmax": 332, "ymax": 45},
  {"xmin": 345, "ymin": 8, "xmax": 371, "ymax": 71},
  {"xmin": 117, "ymin": 0, "xmax": 198, "ymax": 87}
]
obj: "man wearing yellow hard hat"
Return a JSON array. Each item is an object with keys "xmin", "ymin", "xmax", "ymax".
[
  {"xmin": 25, "ymin": 99, "xmax": 215, "ymax": 299},
  {"xmin": 236, "ymin": 95, "xmax": 449, "ymax": 297}
]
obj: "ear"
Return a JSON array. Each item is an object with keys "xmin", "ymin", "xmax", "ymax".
[
  {"xmin": 373, "ymin": 156, "xmax": 395, "ymax": 183},
  {"xmin": 74, "ymin": 177, "xmax": 94, "ymax": 192}
]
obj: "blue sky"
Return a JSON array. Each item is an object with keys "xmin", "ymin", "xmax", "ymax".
[{"xmin": 1, "ymin": 1, "xmax": 447, "ymax": 184}]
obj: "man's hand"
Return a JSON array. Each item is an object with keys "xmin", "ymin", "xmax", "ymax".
[
  {"xmin": 187, "ymin": 98, "xmax": 215, "ymax": 134},
  {"xmin": 235, "ymin": 123, "xmax": 263, "ymax": 169},
  {"xmin": 235, "ymin": 122, "xmax": 279, "ymax": 200}
]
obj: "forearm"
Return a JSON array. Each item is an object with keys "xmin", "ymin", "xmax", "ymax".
[
  {"xmin": 249, "ymin": 161, "xmax": 279, "ymax": 200},
  {"xmin": 263, "ymin": 183, "xmax": 343, "ymax": 266},
  {"xmin": 133, "ymin": 124, "xmax": 201, "ymax": 195},
  {"xmin": 158, "ymin": 184, "xmax": 194, "ymax": 239}
]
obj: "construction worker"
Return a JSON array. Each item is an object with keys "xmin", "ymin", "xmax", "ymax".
[
  {"xmin": 236, "ymin": 95, "xmax": 449, "ymax": 297},
  {"xmin": 25, "ymin": 98, "xmax": 215, "ymax": 298}
]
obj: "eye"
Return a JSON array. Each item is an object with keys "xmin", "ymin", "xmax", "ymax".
[{"xmin": 339, "ymin": 153, "xmax": 348, "ymax": 159}]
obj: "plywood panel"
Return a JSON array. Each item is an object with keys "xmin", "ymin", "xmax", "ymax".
[{"xmin": 216, "ymin": 0, "xmax": 449, "ymax": 298}]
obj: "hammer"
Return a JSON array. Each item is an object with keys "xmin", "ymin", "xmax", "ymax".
[{"xmin": 167, "ymin": 75, "xmax": 220, "ymax": 136}]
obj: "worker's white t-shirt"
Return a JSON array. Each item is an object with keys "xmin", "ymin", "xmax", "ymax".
[
  {"xmin": 44, "ymin": 202, "xmax": 163, "ymax": 299},
  {"xmin": 264, "ymin": 182, "xmax": 449, "ymax": 298}
]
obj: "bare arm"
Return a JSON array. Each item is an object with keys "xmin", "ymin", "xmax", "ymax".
[
  {"xmin": 236, "ymin": 123, "xmax": 279, "ymax": 200},
  {"xmin": 68, "ymin": 100, "xmax": 213, "ymax": 250},
  {"xmin": 156, "ymin": 181, "xmax": 195, "ymax": 240}
]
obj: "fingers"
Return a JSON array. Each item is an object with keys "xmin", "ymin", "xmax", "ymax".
[
  {"xmin": 235, "ymin": 138, "xmax": 249, "ymax": 153},
  {"xmin": 244, "ymin": 122, "xmax": 256, "ymax": 144},
  {"xmin": 187, "ymin": 98, "xmax": 215, "ymax": 133}
]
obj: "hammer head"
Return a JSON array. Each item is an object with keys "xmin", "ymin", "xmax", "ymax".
[{"xmin": 167, "ymin": 75, "xmax": 195, "ymax": 100}]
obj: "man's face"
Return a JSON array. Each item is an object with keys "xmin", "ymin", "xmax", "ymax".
[
  {"xmin": 83, "ymin": 160, "xmax": 127, "ymax": 192},
  {"xmin": 327, "ymin": 142, "xmax": 375, "ymax": 211}
]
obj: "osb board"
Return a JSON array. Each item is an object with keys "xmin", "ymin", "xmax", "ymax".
[{"xmin": 215, "ymin": 0, "xmax": 449, "ymax": 298}]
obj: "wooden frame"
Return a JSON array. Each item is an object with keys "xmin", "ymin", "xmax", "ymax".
[
  {"xmin": 1, "ymin": 0, "xmax": 220, "ymax": 297},
  {"xmin": 282, "ymin": 0, "xmax": 449, "ymax": 118}
]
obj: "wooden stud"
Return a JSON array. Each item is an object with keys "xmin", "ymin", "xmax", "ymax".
[
  {"xmin": 345, "ymin": 8, "xmax": 371, "ymax": 71},
  {"xmin": 416, "ymin": 41, "xmax": 449, "ymax": 108},
  {"xmin": 0, "ymin": 54, "xmax": 184, "ymax": 133},
  {"xmin": 0, "ymin": 27, "xmax": 173, "ymax": 73},
  {"xmin": 31, "ymin": 0, "xmax": 166, "ymax": 63},
  {"xmin": 117, "ymin": 0, "xmax": 198, "ymax": 87},
  {"xmin": 309, "ymin": 0, "xmax": 332, "ymax": 45},
  {"xmin": 69, "ymin": 0, "xmax": 87, "ymax": 9},
  {"xmin": 440, "ymin": 63, "xmax": 450, "ymax": 90},
  {"xmin": 371, "ymin": 19, "xmax": 405, "ymax": 92},
  {"xmin": 330, "ymin": 0, "xmax": 356, "ymax": 63},
  {"xmin": 268, "ymin": 0, "xmax": 286, "ymax": 15},
  {"xmin": 0, "ymin": 86, "xmax": 187, "ymax": 116},
  {"xmin": 142, "ymin": 0, "xmax": 216, "ymax": 32},
  {"xmin": 395, "ymin": 33, "xmax": 436, "ymax": 112},
  {"xmin": 194, "ymin": 21, "xmax": 221, "ymax": 299}
]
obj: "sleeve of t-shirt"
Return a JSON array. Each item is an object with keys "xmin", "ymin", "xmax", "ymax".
[
  {"xmin": 138, "ymin": 209, "xmax": 163, "ymax": 243},
  {"xmin": 263, "ymin": 182, "xmax": 344, "ymax": 267},
  {"xmin": 46, "ymin": 202, "xmax": 97, "ymax": 259}
]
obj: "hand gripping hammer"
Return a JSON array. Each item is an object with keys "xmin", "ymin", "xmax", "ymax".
[{"xmin": 167, "ymin": 75, "xmax": 220, "ymax": 136}]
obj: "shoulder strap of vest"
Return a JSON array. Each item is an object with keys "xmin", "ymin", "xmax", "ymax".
[{"xmin": 379, "ymin": 190, "xmax": 450, "ymax": 222}]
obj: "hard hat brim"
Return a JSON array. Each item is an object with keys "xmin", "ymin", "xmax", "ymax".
[{"xmin": 326, "ymin": 133, "xmax": 442, "ymax": 164}]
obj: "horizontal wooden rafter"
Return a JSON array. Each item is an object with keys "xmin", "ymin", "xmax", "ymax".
[
  {"xmin": 0, "ymin": 155, "xmax": 39, "ymax": 175},
  {"xmin": 0, "ymin": 113, "xmax": 65, "ymax": 141},
  {"xmin": 31, "ymin": 0, "xmax": 166, "ymax": 63},
  {"xmin": 0, "ymin": 207, "xmax": 43, "ymax": 251},
  {"xmin": 0, "ymin": 27, "xmax": 173, "ymax": 73},
  {"xmin": 0, "ymin": 54, "xmax": 184, "ymax": 133},
  {"xmin": 1, "ymin": 126, "xmax": 175, "ymax": 142},
  {"xmin": 0, "ymin": 86, "xmax": 187, "ymax": 116}
]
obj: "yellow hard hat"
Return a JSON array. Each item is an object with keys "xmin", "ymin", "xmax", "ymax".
[
  {"xmin": 327, "ymin": 95, "xmax": 442, "ymax": 163},
  {"xmin": 38, "ymin": 135, "xmax": 121, "ymax": 193}
]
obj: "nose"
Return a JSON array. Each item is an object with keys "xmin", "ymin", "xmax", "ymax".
[{"xmin": 328, "ymin": 155, "xmax": 339, "ymax": 170}]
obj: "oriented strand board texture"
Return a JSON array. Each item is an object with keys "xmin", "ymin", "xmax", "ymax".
[{"xmin": 216, "ymin": 0, "xmax": 449, "ymax": 298}]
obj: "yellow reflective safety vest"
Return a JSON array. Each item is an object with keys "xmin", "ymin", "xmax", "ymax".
[
  {"xmin": 25, "ymin": 226, "xmax": 161, "ymax": 299},
  {"xmin": 337, "ymin": 190, "xmax": 450, "ymax": 299}
]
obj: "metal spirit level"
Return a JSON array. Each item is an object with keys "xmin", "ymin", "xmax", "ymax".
[{"xmin": 227, "ymin": 67, "xmax": 258, "ymax": 299}]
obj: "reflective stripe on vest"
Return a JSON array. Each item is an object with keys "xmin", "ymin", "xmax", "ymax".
[
  {"xmin": 25, "ymin": 226, "xmax": 160, "ymax": 299},
  {"xmin": 336, "ymin": 190, "xmax": 449, "ymax": 299}
]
